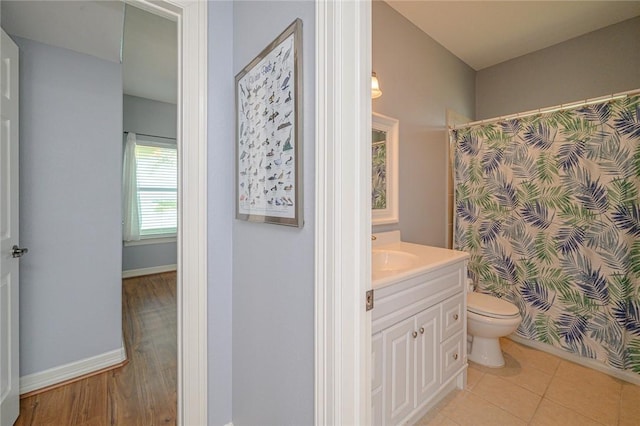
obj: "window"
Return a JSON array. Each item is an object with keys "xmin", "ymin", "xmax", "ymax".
[
  {"xmin": 123, "ymin": 133, "xmax": 177, "ymax": 242},
  {"xmin": 135, "ymin": 141, "xmax": 177, "ymax": 237}
]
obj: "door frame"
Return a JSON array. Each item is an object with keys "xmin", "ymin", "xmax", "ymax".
[
  {"xmin": 315, "ymin": 1, "xmax": 371, "ymax": 424},
  {"xmin": 129, "ymin": 1, "xmax": 208, "ymax": 425}
]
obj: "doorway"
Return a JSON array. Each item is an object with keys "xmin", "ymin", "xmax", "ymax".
[
  {"xmin": 120, "ymin": 4, "xmax": 179, "ymax": 422},
  {"xmin": 121, "ymin": 3, "xmax": 179, "ymax": 279},
  {"xmin": 124, "ymin": 2, "xmax": 208, "ymax": 423},
  {"xmin": 120, "ymin": 3, "xmax": 208, "ymax": 422},
  {"xmin": 1, "ymin": 0, "xmax": 207, "ymax": 424}
]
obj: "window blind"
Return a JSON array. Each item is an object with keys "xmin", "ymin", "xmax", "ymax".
[{"xmin": 135, "ymin": 142, "xmax": 177, "ymax": 236}]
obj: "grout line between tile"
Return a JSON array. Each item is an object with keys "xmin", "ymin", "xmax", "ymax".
[
  {"xmin": 467, "ymin": 379, "xmax": 536, "ymax": 424},
  {"xmin": 527, "ymin": 393, "xmax": 544, "ymax": 425},
  {"xmin": 542, "ymin": 391, "xmax": 610, "ymax": 426}
]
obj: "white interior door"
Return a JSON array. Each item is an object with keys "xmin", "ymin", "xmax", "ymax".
[{"xmin": 0, "ymin": 28, "xmax": 21, "ymax": 426}]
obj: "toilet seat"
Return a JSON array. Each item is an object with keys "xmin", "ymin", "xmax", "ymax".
[{"xmin": 467, "ymin": 292, "xmax": 519, "ymax": 319}]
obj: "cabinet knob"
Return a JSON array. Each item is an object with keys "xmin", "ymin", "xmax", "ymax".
[
  {"xmin": 419, "ymin": 327, "xmax": 424, "ymax": 334},
  {"xmin": 412, "ymin": 331, "xmax": 418, "ymax": 338},
  {"xmin": 453, "ymin": 353, "xmax": 459, "ymax": 360},
  {"xmin": 453, "ymin": 314, "xmax": 459, "ymax": 321}
]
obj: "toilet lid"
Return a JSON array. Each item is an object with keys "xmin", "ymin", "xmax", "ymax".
[{"xmin": 467, "ymin": 292, "xmax": 520, "ymax": 318}]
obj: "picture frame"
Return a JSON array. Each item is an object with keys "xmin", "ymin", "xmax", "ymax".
[
  {"xmin": 372, "ymin": 112, "xmax": 399, "ymax": 225},
  {"xmin": 235, "ymin": 19, "xmax": 303, "ymax": 227}
]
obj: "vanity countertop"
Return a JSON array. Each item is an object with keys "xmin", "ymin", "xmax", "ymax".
[{"xmin": 372, "ymin": 240, "xmax": 469, "ymax": 289}]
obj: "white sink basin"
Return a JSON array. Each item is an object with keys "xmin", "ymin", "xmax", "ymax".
[
  {"xmin": 372, "ymin": 249, "xmax": 420, "ymax": 275},
  {"xmin": 370, "ymin": 231, "xmax": 470, "ymax": 288}
]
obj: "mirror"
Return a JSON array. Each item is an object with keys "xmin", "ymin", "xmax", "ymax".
[{"xmin": 372, "ymin": 112, "xmax": 399, "ymax": 225}]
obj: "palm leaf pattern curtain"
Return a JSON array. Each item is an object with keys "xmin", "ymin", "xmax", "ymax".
[{"xmin": 452, "ymin": 95, "xmax": 640, "ymax": 374}]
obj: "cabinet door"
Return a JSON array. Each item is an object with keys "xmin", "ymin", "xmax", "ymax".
[
  {"xmin": 372, "ymin": 388, "xmax": 383, "ymax": 426},
  {"xmin": 383, "ymin": 316, "xmax": 415, "ymax": 425},
  {"xmin": 372, "ymin": 332, "xmax": 383, "ymax": 390},
  {"xmin": 372, "ymin": 332, "xmax": 383, "ymax": 426},
  {"xmin": 415, "ymin": 305, "xmax": 440, "ymax": 406}
]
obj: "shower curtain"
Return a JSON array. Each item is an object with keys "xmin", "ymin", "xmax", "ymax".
[{"xmin": 452, "ymin": 95, "xmax": 640, "ymax": 375}]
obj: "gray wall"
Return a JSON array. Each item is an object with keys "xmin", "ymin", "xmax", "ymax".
[
  {"xmin": 122, "ymin": 94, "xmax": 177, "ymax": 272},
  {"xmin": 232, "ymin": 2, "xmax": 315, "ymax": 425},
  {"xmin": 372, "ymin": 1, "xmax": 475, "ymax": 247},
  {"xmin": 16, "ymin": 37, "xmax": 123, "ymax": 375},
  {"xmin": 207, "ymin": 0, "xmax": 233, "ymax": 424},
  {"xmin": 477, "ymin": 16, "xmax": 640, "ymax": 120},
  {"xmin": 123, "ymin": 94, "xmax": 176, "ymax": 138}
]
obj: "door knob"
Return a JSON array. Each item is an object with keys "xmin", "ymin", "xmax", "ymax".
[{"xmin": 11, "ymin": 245, "xmax": 28, "ymax": 258}]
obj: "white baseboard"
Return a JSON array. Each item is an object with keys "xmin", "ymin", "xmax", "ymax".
[
  {"xmin": 224, "ymin": 423, "xmax": 234, "ymax": 426},
  {"xmin": 20, "ymin": 344, "xmax": 127, "ymax": 395},
  {"xmin": 509, "ymin": 335, "xmax": 640, "ymax": 386},
  {"xmin": 122, "ymin": 264, "xmax": 177, "ymax": 278}
]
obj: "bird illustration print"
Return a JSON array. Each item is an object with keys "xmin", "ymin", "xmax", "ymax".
[
  {"xmin": 281, "ymin": 70, "xmax": 292, "ymax": 91},
  {"xmin": 236, "ymin": 22, "xmax": 299, "ymax": 224}
]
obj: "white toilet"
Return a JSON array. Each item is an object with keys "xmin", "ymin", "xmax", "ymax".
[{"xmin": 467, "ymin": 291, "xmax": 521, "ymax": 367}]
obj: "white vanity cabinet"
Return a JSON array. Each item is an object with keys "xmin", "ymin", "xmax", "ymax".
[{"xmin": 372, "ymin": 260, "xmax": 467, "ymax": 426}]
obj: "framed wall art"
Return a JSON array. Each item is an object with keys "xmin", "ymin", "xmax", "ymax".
[
  {"xmin": 235, "ymin": 19, "xmax": 303, "ymax": 227},
  {"xmin": 371, "ymin": 112, "xmax": 399, "ymax": 225}
]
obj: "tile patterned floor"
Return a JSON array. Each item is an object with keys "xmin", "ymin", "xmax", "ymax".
[{"xmin": 416, "ymin": 338, "xmax": 640, "ymax": 426}]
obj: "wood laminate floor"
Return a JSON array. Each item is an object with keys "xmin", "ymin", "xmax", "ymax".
[{"xmin": 15, "ymin": 272, "xmax": 177, "ymax": 426}]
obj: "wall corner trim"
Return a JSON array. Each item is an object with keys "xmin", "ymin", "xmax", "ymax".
[
  {"xmin": 315, "ymin": 1, "xmax": 372, "ymax": 424},
  {"xmin": 20, "ymin": 345, "xmax": 126, "ymax": 395}
]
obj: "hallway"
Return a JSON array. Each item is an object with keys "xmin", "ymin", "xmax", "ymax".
[{"xmin": 16, "ymin": 272, "xmax": 177, "ymax": 425}]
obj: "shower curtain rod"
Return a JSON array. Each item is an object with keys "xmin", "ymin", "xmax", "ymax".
[
  {"xmin": 123, "ymin": 131, "xmax": 176, "ymax": 141},
  {"xmin": 451, "ymin": 87, "xmax": 640, "ymax": 130}
]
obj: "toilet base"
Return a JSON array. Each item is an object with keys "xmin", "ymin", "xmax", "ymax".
[{"xmin": 468, "ymin": 335, "xmax": 505, "ymax": 367}]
